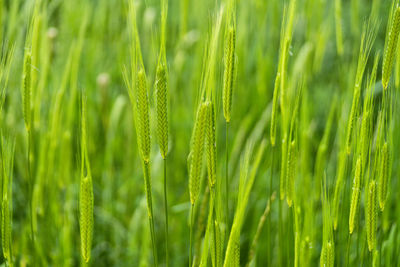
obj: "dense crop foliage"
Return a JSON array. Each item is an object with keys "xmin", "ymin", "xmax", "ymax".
[{"xmin": 0, "ymin": 0, "xmax": 400, "ymax": 266}]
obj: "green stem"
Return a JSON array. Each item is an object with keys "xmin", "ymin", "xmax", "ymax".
[
  {"xmin": 268, "ymin": 145, "xmax": 275, "ymax": 266},
  {"xmin": 278, "ymin": 197, "xmax": 283, "ymax": 266},
  {"xmin": 346, "ymin": 233, "xmax": 352, "ymax": 267},
  {"xmin": 342, "ymin": 154, "xmax": 351, "ymax": 266},
  {"xmin": 356, "ymin": 206, "xmax": 361, "ymax": 263},
  {"xmin": 225, "ymin": 122, "xmax": 229, "ymax": 234},
  {"xmin": 211, "ymin": 189, "xmax": 217, "ymax": 267},
  {"xmin": 189, "ymin": 204, "xmax": 194, "ymax": 267},
  {"xmin": 27, "ymin": 130, "xmax": 34, "ymax": 242},
  {"xmin": 370, "ymin": 250, "xmax": 373, "ymax": 267},
  {"xmin": 360, "ymin": 232, "xmax": 367, "ymax": 267},
  {"xmin": 287, "ymin": 206, "xmax": 292, "ymax": 267},
  {"xmin": 27, "ymin": 129, "xmax": 36, "ymax": 264},
  {"xmin": 379, "ymin": 223, "xmax": 382, "ymax": 267},
  {"xmin": 163, "ymin": 158, "xmax": 169, "ymax": 267},
  {"xmin": 149, "ymin": 216, "xmax": 158, "ymax": 267},
  {"xmin": 144, "ymin": 162, "xmax": 158, "ymax": 267}
]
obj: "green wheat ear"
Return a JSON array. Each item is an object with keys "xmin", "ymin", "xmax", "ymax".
[
  {"xmin": 205, "ymin": 101, "xmax": 216, "ymax": 189},
  {"xmin": 367, "ymin": 180, "xmax": 377, "ymax": 252},
  {"xmin": 378, "ymin": 142, "xmax": 389, "ymax": 210},
  {"xmin": 189, "ymin": 102, "xmax": 208, "ymax": 205},
  {"xmin": 156, "ymin": 63, "xmax": 168, "ymax": 159},
  {"xmin": 1, "ymin": 197, "xmax": 11, "ymax": 263},
  {"xmin": 136, "ymin": 69, "xmax": 151, "ymax": 163},
  {"xmin": 320, "ymin": 241, "xmax": 334, "ymax": 267},
  {"xmin": 1, "ymin": 137, "xmax": 14, "ymax": 266},
  {"xmin": 80, "ymin": 175, "xmax": 94, "ymax": 263},
  {"xmin": 79, "ymin": 94, "xmax": 94, "ymax": 263},
  {"xmin": 155, "ymin": 0, "xmax": 168, "ymax": 159},
  {"xmin": 349, "ymin": 157, "xmax": 361, "ymax": 234},
  {"xmin": 321, "ymin": 174, "xmax": 334, "ymax": 267},
  {"xmin": 22, "ymin": 50, "xmax": 32, "ymax": 131},
  {"xmin": 286, "ymin": 140, "xmax": 296, "ymax": 207},
  {"xmin": 223, "ymin": 26, "xmax": 236, "ymax": 123},
  {"xmin": 383, "ymin": 5, "xmax": 400, "ymax": 89},
  {"xmin": 345, "ymin": 22, "xmax": 376, "ymax": 154}
]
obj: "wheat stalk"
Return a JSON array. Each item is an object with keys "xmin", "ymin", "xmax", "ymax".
[
  {"xmin": 321, "ymin": 174, "xmax": 334, "ymax": 267},
  {"xmin": 125, "ymin": 1, "xmax": 158, "ymax": 264}
]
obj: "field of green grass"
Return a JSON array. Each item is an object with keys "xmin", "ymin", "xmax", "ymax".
[{"xmin": 0, "ymin": 0, "xmax": 399, "ymax": 266}]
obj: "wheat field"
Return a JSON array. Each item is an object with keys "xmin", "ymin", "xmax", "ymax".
[{"xmin": 0, "ymin": 0, "xmax": 399, "ymax": 266}]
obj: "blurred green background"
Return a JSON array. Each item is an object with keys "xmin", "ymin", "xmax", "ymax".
[{"xmin": 0, "ymin": 0, "xmax": 399, "ymax": 266}]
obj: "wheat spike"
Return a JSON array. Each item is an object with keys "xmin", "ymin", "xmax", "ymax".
[
  {"xmin": 22, "ymin": 51, "xmax": 32, "ymax": 131},
  {"xmin": 79, "ymin": 94, "xmax": 94, "ymax": 263},
  {"xmin": 320, "ymin": 240, "xmax": 335, "ymax": 267},
  {"xmin": 383, "ymin": 5, "xmax": 400, "ymax": 89},
  {"xmin": 286, "ymin": 140, "xmax": 296, "ymax": 207},
  {"xmin": 345, "ymin": 23, "xmax": 376, "ymax": 154},
  {"xmin": 156, "ymin": 63, "xmax": 168, "ymax": 159},
  {"xmin": 189, "ymin": 102, "xmax": 208, "ymax": 205},
  {"xmin": 223, "ymin": 26, "xmax": 236, "ymax": 123},
  {"xmin": 378, "ymin": 142, "xmax": 389, "ymax": 211},
  {"xmin": 80, "ymin": 175, "xmax": 94, "ymax": 263},
  {"xmin": 367, "ymin": 180, "xmax": 377, "ymax": 251},
  {"xmin": 326, "ymin": 241, "xmax": 335, "ymax": 267},
  {"xmin": 136, "ymin": 69, "xmax": 151, "ymax": 163},
  {"xmin": 206, "ymin": 101, "xmax": 217, "ymax": 189},
  {"xmin": 1, "ymin": 197, "xmax": 11, "ymax": 263},
  {"xmin": 349, "ymin": 157, "xmax": 361, "ymax": 234}
]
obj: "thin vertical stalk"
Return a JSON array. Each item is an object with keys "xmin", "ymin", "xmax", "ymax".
[
  {"xmin": 346, "ymin": 233, "xmax": 351, "ymax": 267},
  {"xmin": 27, "ymin": 130, "xmax": 34, "ymax": 242},
  {"xmin": 278, "ymin": 195, "xmax": 283, "ymax": 266},
  {"xmin": 267, "ymin": 145, "xmax": 275, "ymax": 266},
  {"xmin": 144, "ymin": 161, "xmax": 158, "ymax": 267},
  {"xmin": 163, "ymin": 158, "xmax": 169, "ymax": 266},
  {"xmin": 149, "ymin": 215, "xmax": 157, "ymax": 267},
  {"xmin": 225, "ymin": 121, "xmax": 229, "ymax": 233},
  {"xmin": 189, "ymin": 204, "xmax": 194, "ymax": 267},
  {"xmin": 211, "ymin": 189, "xmax": 217, "ymax": 267}
]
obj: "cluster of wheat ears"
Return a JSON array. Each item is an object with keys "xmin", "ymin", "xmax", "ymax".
[{"xmin": 0, "ymin": 0, "xmax": 400, "ymax": 266}]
